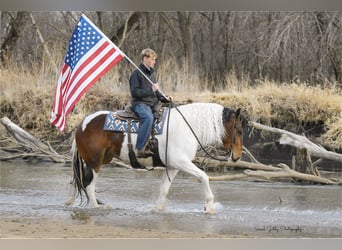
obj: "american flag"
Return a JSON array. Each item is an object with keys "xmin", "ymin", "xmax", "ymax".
[{"xmin": 50, "ymin": 14, "xmax": 124, "ymax": 132}]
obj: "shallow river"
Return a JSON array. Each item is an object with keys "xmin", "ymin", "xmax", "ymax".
[{"xmin": 1, "ymin": 161, "xmax": 341, "ymax": 238}]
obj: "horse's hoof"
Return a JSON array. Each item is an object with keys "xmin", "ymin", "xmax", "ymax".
[
  {"xmin": 93, "ymin": 203, "xmax": 112, "ymax": 209},
  {"xmin": 204, "ymin": 206, "xmax": 216, "ymax": 215},
  {"xmin": 206, "ymin": 208, "xmax": 216, "ymax": 215},
  {"xmin": 96, "ymin": 199, "xmax": 104, "ymax": 205},
  {"xmin": 64, "ymin": 199, "xmax": 74, "ymax": 206},
  {"xmin": 154, "ymin": 203, "xmax": 165, "ymax": 212},
  {"xmin": 103, "ymin": 204, "xmax": 112, "ymax": 209}
]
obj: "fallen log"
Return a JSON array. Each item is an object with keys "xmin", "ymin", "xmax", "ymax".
[
  {"xmin": 1, "ymin": 117, "xmax": 68, "ymax": 163},
  {"xmin": 244, "ymin": 164, "xmax": 338, "ymax": 185},
  {"xmin": 209, "ymin": 173, "xmax": 248, "ymax": 181},
  {"xmin": 250, "ymin": 121, "xmax": 342, "ymax": 163},
  {"xmin": 208, "ymin": 164, "xmax": 338, "ymax": 184},
  {"xmin": 195, "ymin": 158, "xmax": 281, "ymax": 171}
]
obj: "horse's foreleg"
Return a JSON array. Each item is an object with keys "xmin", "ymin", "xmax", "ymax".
[
  {"xmin": 177, "ymin": 161, "xmax": 216, "ymax": 214},
  {"xmin": 155, "ymin": 168, "xmax": 179, "ymax": 211}
]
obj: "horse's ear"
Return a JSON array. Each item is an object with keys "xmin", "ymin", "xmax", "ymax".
[{"xmin": 235, "ymin": 108, "xmax": 241, "ymax": 117}]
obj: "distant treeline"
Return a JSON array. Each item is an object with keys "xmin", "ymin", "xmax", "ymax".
[{"xmin": 1, "ymin": 11, "xmax": 341, "ymax": 86}]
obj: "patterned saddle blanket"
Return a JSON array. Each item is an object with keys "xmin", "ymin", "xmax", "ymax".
[{"xmin": 103, "ymin": 108, "xmax": 168, "ymax": 135}]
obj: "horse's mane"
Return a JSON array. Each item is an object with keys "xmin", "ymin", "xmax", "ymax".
[{"xmin": 176, "ymin": 103, "xmax": 225, "ymax": 145}]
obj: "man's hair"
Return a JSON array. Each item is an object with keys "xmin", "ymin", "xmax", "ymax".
[{"xmin": 141, "ymin": 48, "xmax": 157, "ymax": 60}]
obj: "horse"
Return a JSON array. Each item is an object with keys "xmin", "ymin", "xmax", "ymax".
[{"xmin": 65, "ymin": 102, "xmax": 246, "ymax": 214}]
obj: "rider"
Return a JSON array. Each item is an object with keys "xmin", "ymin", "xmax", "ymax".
[{"xmin": 129, "ymin": 48, "xmax": 171, "ymax": 158}]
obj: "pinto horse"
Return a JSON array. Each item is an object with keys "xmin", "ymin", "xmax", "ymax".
[{"xmin": 65, "ymin": 102, "xmax": 246, "ymax": 214}]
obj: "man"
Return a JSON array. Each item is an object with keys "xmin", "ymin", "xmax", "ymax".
[{"xmin": 129, "ymin": 48, "xmax": 170, "ymax": 158}]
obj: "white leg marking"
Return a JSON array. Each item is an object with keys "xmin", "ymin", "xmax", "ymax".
[
  {"xmin": 86, "ymin": 170, "xmax": 99, "ymax": 208},
  {"xmin": 176, "ymin": 160, "xmax": 216, "ymax": 214}
]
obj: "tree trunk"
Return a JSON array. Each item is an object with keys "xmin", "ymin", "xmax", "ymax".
[
  {"xmin": 29, "ymin": 13, "xmax": 58, "ymax": 74},
  {"xmin": 0, "ymin": 11, "xmax": 29, "ymax": 65},
  {"xmin": 177, "ymin": 11, "xmax": 194, "ymax": 74},
  {"xmin": 110, "ymin": 11, "xmax": 142, "ymax": 47}
]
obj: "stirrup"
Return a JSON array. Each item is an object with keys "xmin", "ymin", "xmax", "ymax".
[{"xmin": 137, "ymin": 149, "xmax": 154, "ymax": 158}]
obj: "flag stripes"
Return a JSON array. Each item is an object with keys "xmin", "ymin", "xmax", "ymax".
[{"xmin": 50, "ymin": 15, "xmax": 124, "ymax": 131}]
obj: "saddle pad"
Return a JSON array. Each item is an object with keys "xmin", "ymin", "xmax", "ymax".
[{"xmin": 103, "ymin": 108, "xmax": 168, "ymax": 135}]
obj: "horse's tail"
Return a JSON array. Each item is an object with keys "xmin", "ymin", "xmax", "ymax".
[{"xmin": 71, "ymin": 139, "xmax": 93, "ymax": 204}]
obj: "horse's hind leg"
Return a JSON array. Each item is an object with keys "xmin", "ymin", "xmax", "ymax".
[
  {"xmin": 155, "ymin": 168, "xmax": 179, "ymax": 211},
  {"xmin": 86, "ymin": 169, "xmax": 104, "ymax": 208},
  {"xmin": 65, "ymin": 181, "xmax": 77, "ymax": 206},
  {"xmin": 86, "ymin": 169, "xmax": 112, "ymax": 209}
]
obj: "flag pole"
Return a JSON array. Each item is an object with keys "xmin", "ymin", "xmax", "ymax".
[
  {"xmin": 81, "ymin": 14, "xmax": 168, "ymax": 100},
  {"xmin": 122, "ymin": 55, "xmax": 168, "ymax": 100}
]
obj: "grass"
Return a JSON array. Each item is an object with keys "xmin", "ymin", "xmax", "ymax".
[{"xmin": 1, "ymin": 60, "xmax": 341, "ymax": 150}]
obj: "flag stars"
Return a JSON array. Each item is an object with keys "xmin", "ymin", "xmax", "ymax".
[
  {"xmin": 64, "ymin": 17, "xmax": 103, "ymax": 69},
  {"xmin": 52, "ymin": 15, "xmax": 124, "ymax": 131}
]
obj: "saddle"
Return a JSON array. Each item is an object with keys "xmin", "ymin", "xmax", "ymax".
[
  {"xmin": 115, "ymin": 104, "xmax": 165, "ymax": 123},
  {"xmin": 115, "ymin": 105, "xmax": 139, "ymax": 120},
  {"xmin": 104, "ymin": 104, "xmax": 167, "ymax": 169}
]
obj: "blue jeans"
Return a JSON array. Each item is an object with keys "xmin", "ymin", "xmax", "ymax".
[{"xmin": 133, "ymin": 103, "xmax": 154, "ymax": 150}]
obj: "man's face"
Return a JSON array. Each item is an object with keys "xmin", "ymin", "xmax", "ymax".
[{"xmin": 143, "ymin": 56, "xmax": 157, "ymax": 68}]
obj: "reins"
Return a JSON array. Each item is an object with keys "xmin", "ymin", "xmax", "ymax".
[
  {"xmin": 164, "ymin": 102, "xmax": 172, "ymax": 181},
  {"xmin": 173, "ymin": 103, "xmax": 230, "ymax": 162},
  {"xmin": 163, "ymin": 101, "xmax": 231, "ymax": 181}
]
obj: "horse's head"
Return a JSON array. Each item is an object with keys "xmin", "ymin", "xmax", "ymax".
[{"xmin": 222, "ymin": 108, "xmax": 246, "ymax": 162}]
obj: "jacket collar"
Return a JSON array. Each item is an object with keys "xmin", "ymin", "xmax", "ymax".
[{"xmin": 140, "ymin": 63, "xmax": 154, "ymax": 75}]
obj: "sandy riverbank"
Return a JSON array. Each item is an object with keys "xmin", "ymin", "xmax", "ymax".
[{"xmin": 1, "ymin": 216, "xmax": 245, "ymax": 239}]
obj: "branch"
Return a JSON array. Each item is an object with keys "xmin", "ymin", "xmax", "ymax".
[
  {"xmin": 250, "ymin": 121, "xmax": 342, "ymax": 163},
  {"xmin": 1, "ymin": 117, "xmax": 68, "ymax": 163},
  {"xmin": 243, "ymin": 145, "xmax": 261, "ymax": 163},
  {"xmin": 207, "ymin": 161, "xmax": 338, "ymax": 184},
  {"xmin": 195, "ymin": 158, "xmax": 281, "ymax": 171},
  {"xmin": 244, "ymin": 164, "xmax": 338, "ymax": 184},
  {"xmin": 209, "ymin": 173, "xmax": 248, "ymax": 181},
  {"xmin": 29, "ymin": 13, "xmax": 58, "ymax": 74}
]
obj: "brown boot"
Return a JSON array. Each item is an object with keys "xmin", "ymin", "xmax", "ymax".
[{"xmin": 137, "ymin": 148, "xmax": 154, "ymax": 158}]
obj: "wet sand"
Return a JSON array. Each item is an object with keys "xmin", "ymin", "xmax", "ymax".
[{"xmin": 1, "ymin": 217, "xmax": 239, "ymax": 238}]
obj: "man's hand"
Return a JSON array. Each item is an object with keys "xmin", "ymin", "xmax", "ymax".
[
  {"xmin": 153, "ymin": 84, "xmax": 172, "ymax": 103},
  {"xmin": 152, "ymin": 83, "xmax": 159, "ymax": 92}
]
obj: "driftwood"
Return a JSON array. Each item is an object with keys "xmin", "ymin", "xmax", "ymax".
[
  {"xmin": 0, "ymin": 117, "xmax": 68, "ymax": 163},
  {"xmin": 195, "ymin": 157, "xmax": 281, "ymax": 171},
  {"xmin": 207, "ymin": 160, "xmax": 338, "ymax": 184},
  {"xmin": 208, "ymin": 122, "xmax": 342, "ymax": 185},
  {"xmin": 250, "ymin": 121, "xmax": 342, "ymax": 163},
  {"xmin": 244, "ymin": 164, "xmax": 336, "ymax": 184}
]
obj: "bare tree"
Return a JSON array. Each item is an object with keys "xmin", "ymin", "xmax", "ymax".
[
  {"xmin": 0, "ymin": 11, "xmax": 30, "ymax": 65},
  {"xmin": 177, "ymin": 11, "xmax": 194, "ymax": 74},
  {"xmin": 1, "ymin": 11, "xmax": 341, "ymax": 85}
]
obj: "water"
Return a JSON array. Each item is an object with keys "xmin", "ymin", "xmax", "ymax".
[{"xmin": 1, "ymin": 160, "xmax": 341, "ymax": 238}]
